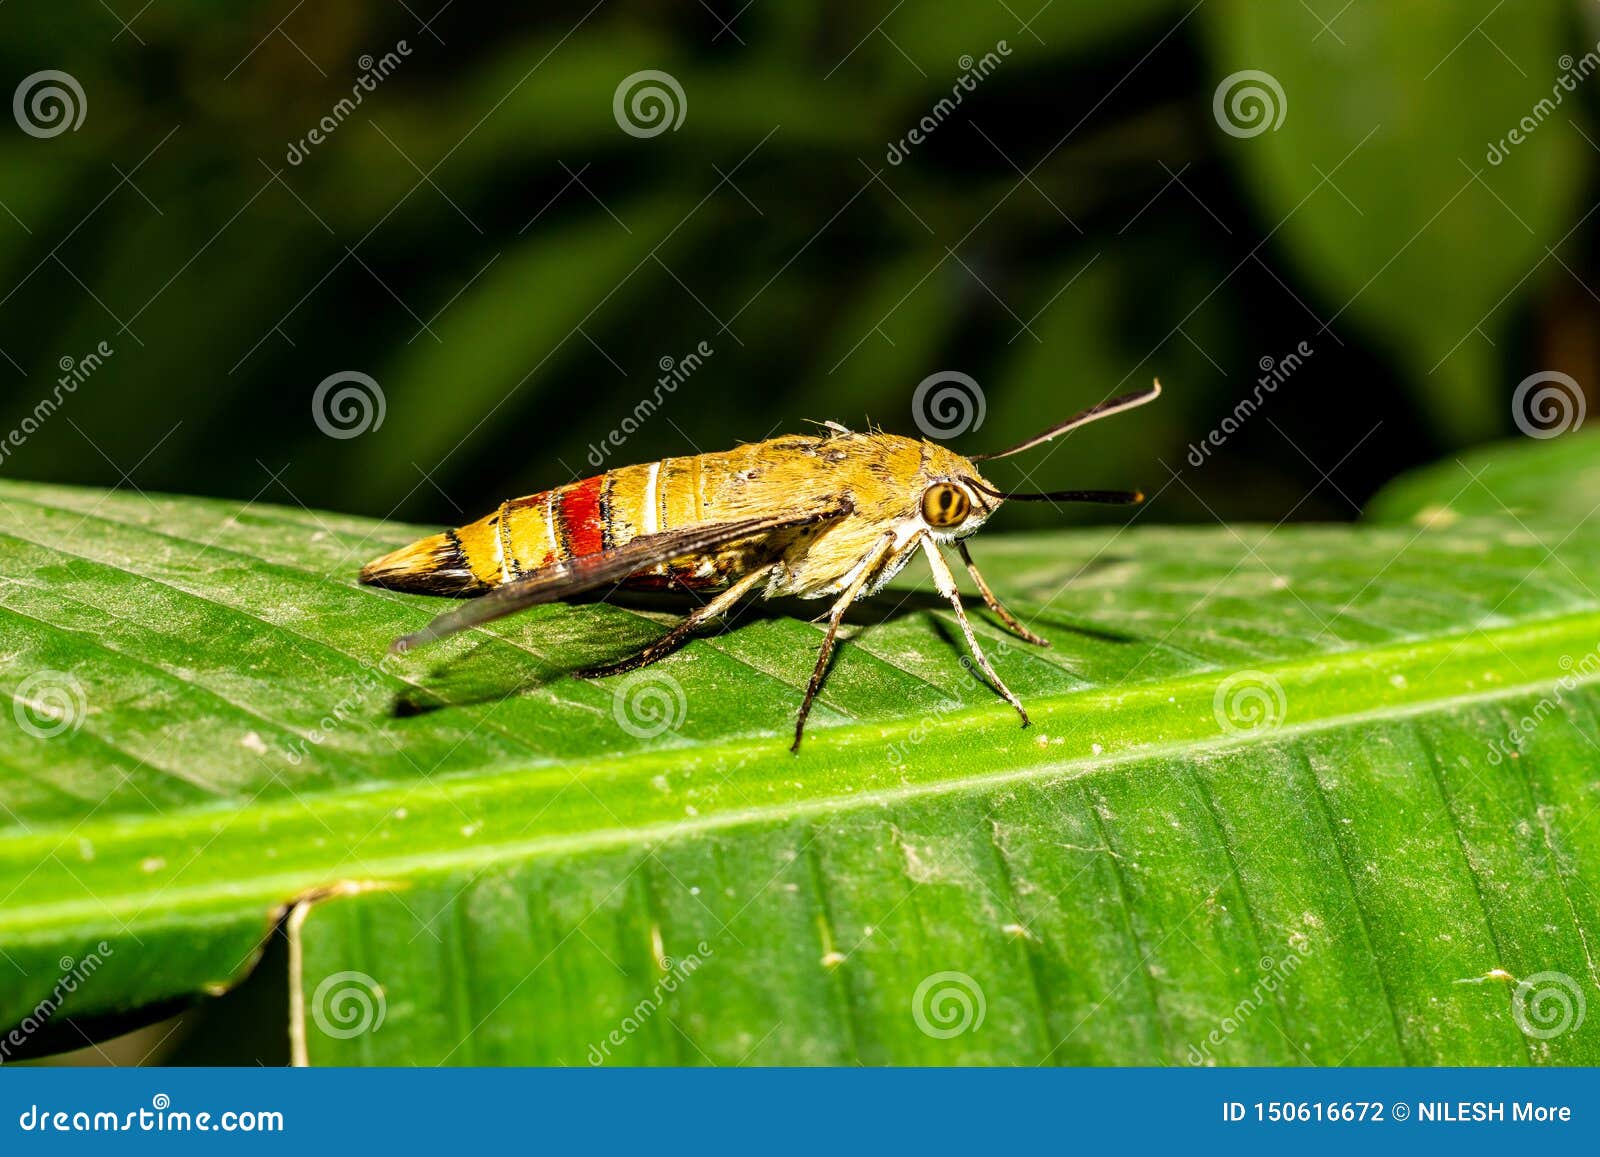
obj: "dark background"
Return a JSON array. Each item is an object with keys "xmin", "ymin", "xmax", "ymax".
[{"xmin": 0, "ymin": 1, "xmax": 1596, "ymax": 537}]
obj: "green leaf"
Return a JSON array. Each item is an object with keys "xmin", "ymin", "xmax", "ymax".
[
  {"xmin": 4, "ymin": 436, "xmax": 1600, "ymax": 1064},
  {"xmin": 1368, "ymin": 431, "xmax": 1600, "ymax": 527},
  {"xmin": 1202, "ymin": 0, "xmax": 1588, "ymax": 442}
]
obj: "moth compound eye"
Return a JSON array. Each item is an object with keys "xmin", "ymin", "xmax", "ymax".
[{"xmin": 921, "ymin": 483, "xmax": 971, "ymax": 528}]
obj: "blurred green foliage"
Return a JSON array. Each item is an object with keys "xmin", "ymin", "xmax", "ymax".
[{"xmin": 0, "ymin": 0, "xmax": 1595, "ymax": 530}]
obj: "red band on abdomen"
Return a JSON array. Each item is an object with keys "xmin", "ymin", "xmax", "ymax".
[{"xmin": 556, "ymin": 475, "xmax": 607, "ymax": 557}]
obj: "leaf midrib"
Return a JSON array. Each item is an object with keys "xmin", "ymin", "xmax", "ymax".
[{"xmin": 7, "ymin": 606, "xmax": 1597, "ymax": 938}]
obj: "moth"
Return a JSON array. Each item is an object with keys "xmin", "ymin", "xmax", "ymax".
[{"xmin": 361, "ymin": 381, "xmax": 1160, "ymax": 750}]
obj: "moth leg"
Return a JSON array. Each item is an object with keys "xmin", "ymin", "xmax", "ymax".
[
  {"xmin": 957, "ymin": 541, "xmax": 1049, "ymax": 647},
  {"xmin": 922, "ymin": 538, "xmax": 1030, "ymax": 727},
  {"xmin": 793, "ymin": 533, "xmax": 897, "ymax": 753},
  {"xmin": 575, "ymin": 565, "xmax": 775, "ymax": 680}
]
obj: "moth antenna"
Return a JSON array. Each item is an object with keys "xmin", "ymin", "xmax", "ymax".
[{"xmin": 970, "ymin": 380, "xmax": 1161, "ymax": 462}]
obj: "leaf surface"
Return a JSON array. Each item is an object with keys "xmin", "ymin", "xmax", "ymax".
[{"xmin": 2, "ymin": 441, "xmax": 1599, "ymax": 1063}]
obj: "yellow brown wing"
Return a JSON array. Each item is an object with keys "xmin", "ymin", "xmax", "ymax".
[{"xmin": 389, "ymin": 505, "xmax": 850, "ymax": 652}]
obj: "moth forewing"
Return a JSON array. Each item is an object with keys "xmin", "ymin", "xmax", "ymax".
[{"xmin": 362, "ymin": 380, "xmax": 1159, "ymax": 749}]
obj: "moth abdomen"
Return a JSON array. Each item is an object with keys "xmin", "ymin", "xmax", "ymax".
[
  {"xmin": 362, "ymin": 463, "xmax": 672, "ymax": 594},
  {"xmin": 359, "ymin": 529, "xmax": 488, "ymax": 596}
]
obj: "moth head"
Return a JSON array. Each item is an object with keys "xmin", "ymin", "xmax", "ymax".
[
  {"xmin": 914, "ymin": 444, "xmax": 995, "ymax": 541},
  {"xmin": 908, "ymin": 381, "xmax": 1160, "ymax": 540},
  {"xmin": 949, "ymin": 380, "xmax": 1162, "ymax": 517}
]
